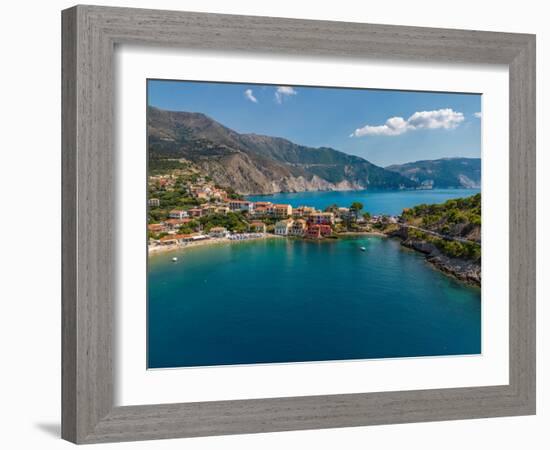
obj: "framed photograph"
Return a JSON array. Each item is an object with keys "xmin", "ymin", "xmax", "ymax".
[{"xmin": 62, "ymin": 5, "xmax": 536, "ymax": 444}]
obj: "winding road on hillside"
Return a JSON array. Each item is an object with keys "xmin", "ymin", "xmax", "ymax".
[{"xmin": 401, "ymin": 224, "xmax": 480, "ymax": 245}]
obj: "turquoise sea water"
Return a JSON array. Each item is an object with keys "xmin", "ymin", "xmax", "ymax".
[
  {"xmin": 246, "ymin": 188, "xmax": 480, "ymax": 215},
  {"xmin": 148, "ymin": 237, "xmax": 481, "ymax": 368}
]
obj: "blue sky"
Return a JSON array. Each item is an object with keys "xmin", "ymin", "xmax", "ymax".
[{"xmin": 148, "ymin": 79, "xmax": 481, "ymax": 167}]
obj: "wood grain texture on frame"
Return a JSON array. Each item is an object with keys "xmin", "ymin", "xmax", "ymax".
[{"xmin": 61, "ymin": 5, "xmax": 536, "ymax": 444}]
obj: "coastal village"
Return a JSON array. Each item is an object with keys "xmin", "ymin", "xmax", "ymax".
[
  {"xmin": 147, "ymin": 163, "xmax": 398, "ymax": 253},
  {"xmin": 146, "ymin": 160, "xmax": 481, "ymax": 286}
]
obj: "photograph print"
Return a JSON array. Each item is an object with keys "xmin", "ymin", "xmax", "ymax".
[{"xmin": 146, "ymin": 80, "xmax": 482, "ymax": 369}]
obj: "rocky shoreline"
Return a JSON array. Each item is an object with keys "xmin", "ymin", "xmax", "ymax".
[{"xmin": 387, "ymin": 228, "xmax": 481, "ymax": 287}]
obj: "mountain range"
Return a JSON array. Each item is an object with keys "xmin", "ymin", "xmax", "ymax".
[
  {"xmin": 148, "ymin": 107, "xmax": 480, "ymax": 194},
  {"xmin": 385, "ymin": 157, "xmax": 481, "ymax": 189}
]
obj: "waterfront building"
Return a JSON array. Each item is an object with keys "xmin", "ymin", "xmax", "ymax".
[
  {"xmin": 275, "ymin": 219, "xmax": 294, "ymax": 236},
  {"xmin": 159, "ymin": 234, "xmax": 179, "ymax": 245},
  {"xmin": 289, "ymin": 219, "xmax": 307, "ymax": 236},
  {"xmin": 209, "ymin": 227, "xmax": 229, "ymax": 238},
  {"xmin": 306, "ymin": 223, "xmax": 332, "ymax": 239}
]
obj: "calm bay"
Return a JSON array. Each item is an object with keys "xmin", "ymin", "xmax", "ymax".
[
  {"xmin": 149, "ymin": 190, "xmax": 481, "ymax": 369},
  {"xmin": 246, "ymin": 188, "xmax": 480, "ymax": 215}
]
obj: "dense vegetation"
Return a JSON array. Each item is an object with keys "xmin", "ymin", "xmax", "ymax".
[
  {"xmin": 147, "ymin": 186, "xmax": 203, "ymax": 223},
  {"xmin": 198, "ymin": 212, "xmax": 249, "ymax": 233},
  {"xmin": 407, "ymin": 228, "xmax": 481, "ymax": 260},
  {"xmin": 148, "ymin": 158, "xmax": 193, "ymax": 175},
  {"xmin": 400, "ymin": 194, "xmax": 481, "ymax": 261},
  {"xmin": 402, "ymin": 193, "xmax": 481, "ymax": 236}
]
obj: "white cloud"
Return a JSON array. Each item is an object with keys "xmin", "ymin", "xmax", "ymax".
[
  {"xmin": 275, "ymin": 86, "xmax": 297, "ymax": 104},
  {"xmin": 350, "ymin": 108, "xmax": 464, "ymax": 137},
  {"xmin": 407, "ymin": 109, "xmax": 464, "ymax": 130},
  {"xmin": 474, "ymin": 112, "xmax": 482, "ymax": 118},
  {"xmin": 244, "ymin": 89, "xmax": 258, "ymax": 103}
]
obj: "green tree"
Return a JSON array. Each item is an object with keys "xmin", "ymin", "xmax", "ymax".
[
  {"xmin": 178, "ymin": 220, "xmax": 199, "ymax": 234},
  {"xmin": 349, "ymin": 202, "xmax": 364, "ymax": 222},
  {"xmin": 350, "ymin": 201, "xmax": 364, "ymax": 212}
]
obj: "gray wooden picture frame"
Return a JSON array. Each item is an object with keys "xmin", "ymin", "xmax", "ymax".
[{"xmin": 61, "ymin": 4, "xmax": 536, "ymax": 444}]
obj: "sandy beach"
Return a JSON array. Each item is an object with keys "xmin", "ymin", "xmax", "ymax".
[
  {"xmin": 148, "ymin": 232, "xmax": 389, "ymax": 256},
  {"xmin": 148, "ymin": 233, "xmax": 283, "ymax": 255}
]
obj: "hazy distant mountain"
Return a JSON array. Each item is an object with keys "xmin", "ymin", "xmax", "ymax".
[
  {"xmin": 148, "ymin": 107, "xmax": 418, "ymax": 195},
  {"xmin": 385, "ymin": 158, "xmax": 481, "ymax": 189}
]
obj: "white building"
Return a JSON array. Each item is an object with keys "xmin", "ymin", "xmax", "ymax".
[
  {"xmin": 275, "ymin": 219, "xmax": 293, "ymax": 236},
  {"xmin": 168, "ymin": 209, "xmax": 188, "ymax": 219},
  {"xmin": 228, "ymin": 200, "xmax": 255, "ymax": 213}
]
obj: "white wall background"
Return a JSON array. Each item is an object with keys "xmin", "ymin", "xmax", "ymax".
[{"xmin": 0, "ymin": 1, "xmax": 546, "ymax": 448}]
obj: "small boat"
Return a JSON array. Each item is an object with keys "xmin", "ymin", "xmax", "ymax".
[
  {"xmin": 360, "ymin": 246, "xmax": 366, "ymax": 252},
  {"xmin": 171, "ymin": 257, "xmax": 178, "ymax": 262}
]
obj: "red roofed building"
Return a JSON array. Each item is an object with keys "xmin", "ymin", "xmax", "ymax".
[
  {"xmin": 188, "ymin": 208, "xmax": 203, "ymax": 218},
  {"xmin": 147, "ymin": 223, "xmax": 165, "ymax": 233},
  {"xmin": 164, "ymin": 218, "xmax": 192, "ymax": 230}
]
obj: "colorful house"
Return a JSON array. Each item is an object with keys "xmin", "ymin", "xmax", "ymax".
[
  {"xmin": 293, "ymin": 206, "xmax": 316, "ymax": 218},
  {"xmin": 308, "ymin": 212, "xmax": 335, "ymax": 225},
  {"xmin": 275, "ymin": 219, "xmax": 293, "ymax": 236},
  {"xmin": 273, "ymin": 204, "xmax": 293, "ymax": 218},
  {"xmin": 306, "ymin": 223, "xmax": 332, "ymax": 239},
  {"xmin": 289, "ymin": 219, "xmax": 307, "ymax": 236}
]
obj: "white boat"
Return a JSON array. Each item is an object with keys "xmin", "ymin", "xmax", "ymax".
[
  {"xmin": 360, "ymin": 246, "xmax": 366, "ymax": 252},
  {"xmin": 171, "ymin": 257, "xmax": 178, "ymax": 262}
]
